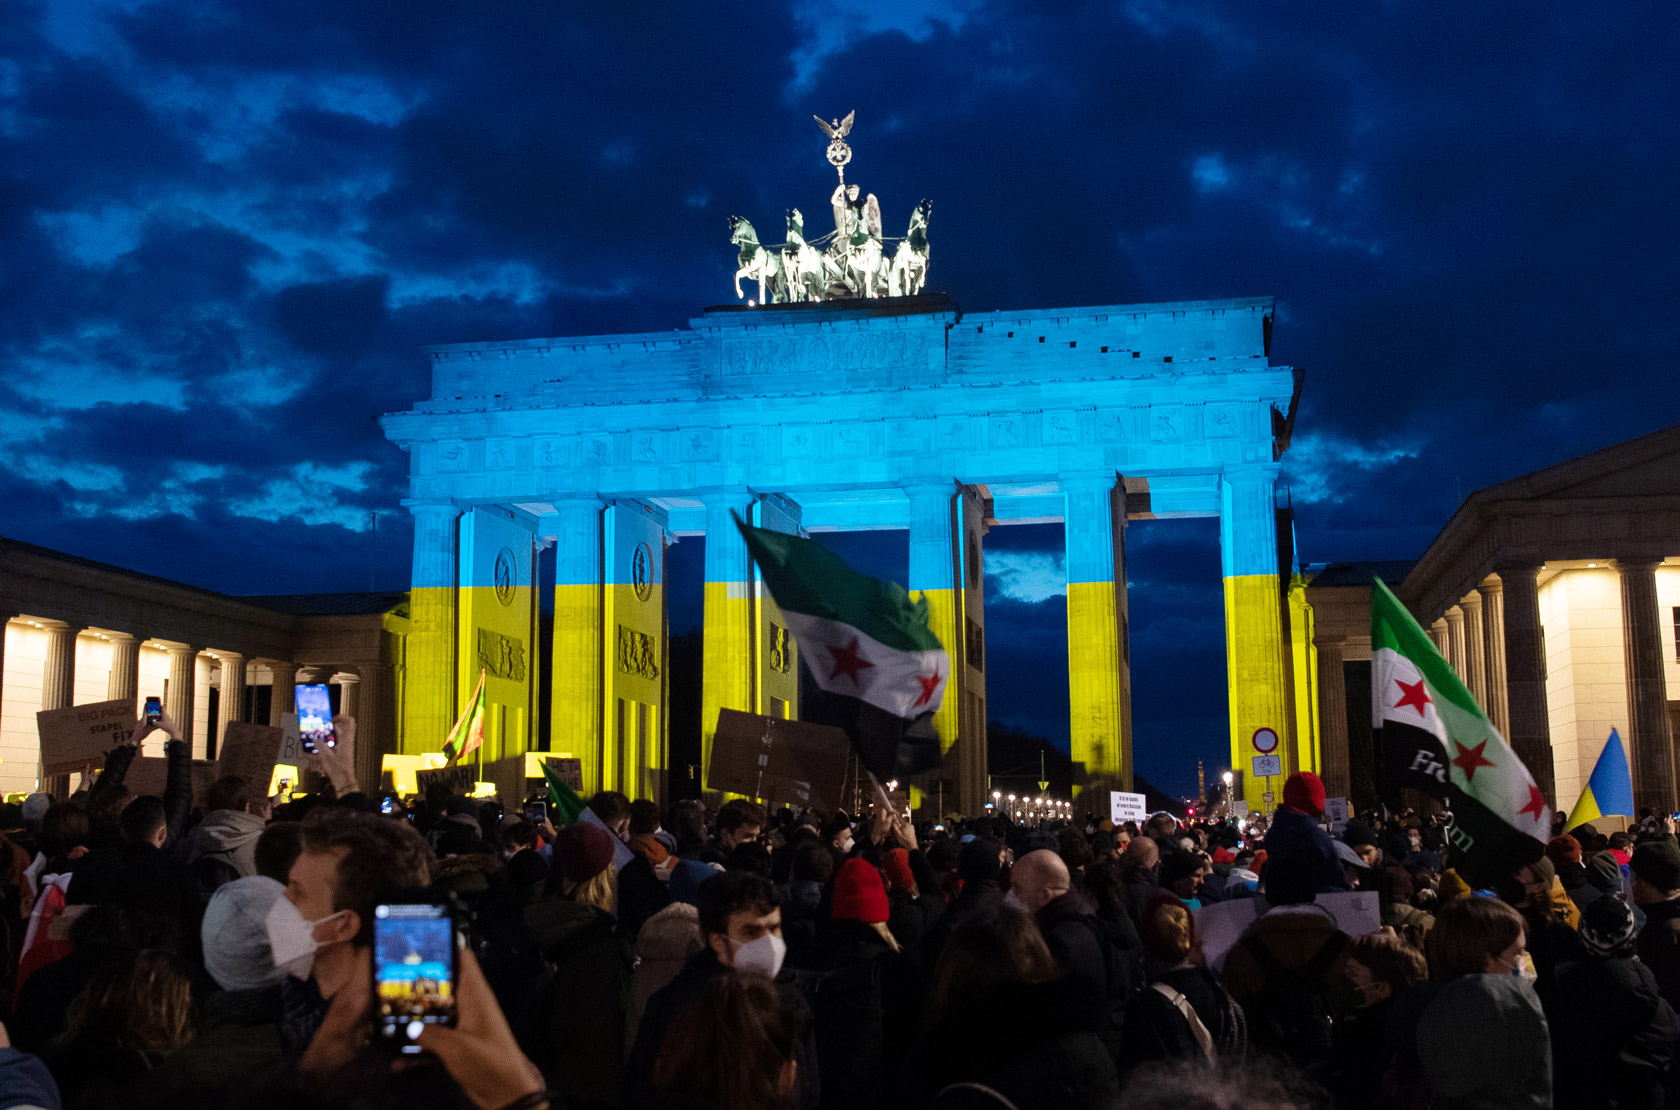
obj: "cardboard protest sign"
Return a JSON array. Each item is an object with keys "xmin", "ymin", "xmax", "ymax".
[
  {"xmin": 1323, "ymin": 796, "xmax": 1350, "ymax": 834},
  {"xmin": 278, "ymin": 713, "xmax": 303, "ymax": 765},
  {"xmin": 1109, "ymin": 791, "xmax": 1148, "ymax": 824},
  {"xmin": 706, "ymin": 709, "xmax": 850, "ymax": 810},
  {"xmin": 37, "ymin": 699, "xmax": 138, "ymax": 776},
  {"xmin": 480, "ymin": 755, "xmax": 528, "ymax": 809},
  {"xmin": 217, "ymin": 722, "xmax": 285, "ymax": 791},
  {"xmin": 416, "ymin": 764, "xmax": 477, "ymax": 798},
  {"xmin": 543, "ymin": 757, "xmax": 583, "ymax": 792},
  {"xmin": 122, "ymin": 757, "xmax": 221, "ymax": 803}
]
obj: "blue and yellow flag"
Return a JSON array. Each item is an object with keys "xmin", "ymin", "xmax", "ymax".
[{"xmin": 1566, "ymin": 729, "xmax": 1635, "ymax": 830}]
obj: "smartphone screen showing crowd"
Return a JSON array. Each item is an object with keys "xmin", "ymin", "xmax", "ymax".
[
  {"xmin": 373, "ymin": 899, "xmax": 457, "ymax": 1054},
  {"xmin": 295, "ymin": 684, "xmax": 336, "ymax": 754},
  {"xmin": 144, "ymin": 696, "xmax": 162, "ymax": 726}
]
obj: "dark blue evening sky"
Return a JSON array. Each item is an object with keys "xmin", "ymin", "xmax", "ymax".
[{"xmin": 3, "ymin": 0, "xmax": 1677, "ymax": 794}]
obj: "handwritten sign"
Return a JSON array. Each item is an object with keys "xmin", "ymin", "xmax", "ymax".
[
  {"xmin": 416, "ymin": 764, "xmax": 477, "ymax": 798},
  {"xmin": 543, "ymin": 757, "xmax": 583, "ymax": 792},
  {"xmin": 37, "ymin": 698, "xmax": 136, "ymax": 776},
  {"xmin": 1109, "ymin": 791, "xmax": 1148, "ymax": 824},
  {"xmin": 217, "ymin": 722, "xmax": 285, "ymax": 792}
]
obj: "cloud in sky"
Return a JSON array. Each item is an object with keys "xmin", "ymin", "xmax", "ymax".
[{"xmin": 4, "ymin": 0, "xmax": 1679, "ymax": 792}]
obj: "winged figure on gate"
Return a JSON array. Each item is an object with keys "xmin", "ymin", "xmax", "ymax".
[{"xmin": 725, "ymin": 111, "xmax": 930, "ymax": 303}]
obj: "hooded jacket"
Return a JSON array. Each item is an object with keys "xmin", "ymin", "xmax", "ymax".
[
  {"xmin": 1416, "ymin": 974, "xmax": 1551, "ymax": 1110},
  {"xmin": 178, "ymin": 809, "xmax": 266, "ymax": 879}
]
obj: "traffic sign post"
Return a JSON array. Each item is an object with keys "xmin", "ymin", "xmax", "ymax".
[{"xmin": 1249, "ymin": 728, "xmax": 1280, "ymax": 814}]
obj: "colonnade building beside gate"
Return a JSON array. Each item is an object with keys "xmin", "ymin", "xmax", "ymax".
[{"xmin": 381, "ymin": 294, "xmax": 1313, "ymax": 813}]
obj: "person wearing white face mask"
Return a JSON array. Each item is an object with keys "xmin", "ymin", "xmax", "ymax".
[
  {"xmin": 272, "ymin": 809, "xmax": 432, "ymax": 1050},
  {"xmin": 624, "ymin": 871, "xmax": 819, "ymax": 1110}
]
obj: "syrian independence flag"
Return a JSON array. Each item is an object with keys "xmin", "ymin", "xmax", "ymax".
[
  {"xmin": 736, "ymin": 516, "xmax": 947, "ymax": 781},
  {"xmin": 1372, "ymin": 578, "xmax": 1549, "ymax": 887},
  {"xmin": 441, "ymin": 670, "xmax": 487, "ymax": 764}
]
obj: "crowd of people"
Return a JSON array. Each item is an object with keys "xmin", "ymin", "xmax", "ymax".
[{"xmin": 0, "ymin": 712, "xmax": 1674, "ymax": 1110}]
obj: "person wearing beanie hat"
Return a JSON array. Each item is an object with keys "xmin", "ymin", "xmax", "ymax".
[
  {"xmin": 1158, "ymin": 851, "xmax": 1209, "ymax": 908},
  {"xmin": 156, "ymin": 877, "xmax": 296, "ymax": 1086},
  {"xmin": 526, "ymin": 820, "xmax": 634, "ymax": 1110},
  {"xmin": 810, "ymin": 859, "xmax": 917, "ymax": 1106},
  {"xmin": 1280, "ymin": 772, "xmax": 1326, "ymax": 818},
  {"xmin": 1633, "ymin": 837, "xmax": 1680, "ymax": 1011},
  {"xmin": 1547, "ymin": 834, "xmax": 1604, "ymax": 917},
  {"xmin": 629, "ymin": 902, "xmax": 703, "ymax": 1041},
  {"xmin": 618, "ymin": 832, "xmax": 678, "ymax": 939},
  {"xmin": 1554, "ymin": 895, "xmax": 1679, "ymax": 1110}
]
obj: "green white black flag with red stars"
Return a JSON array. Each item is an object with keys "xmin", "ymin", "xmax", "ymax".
[
  {"xmin": 1372, "ymin": 577, "xmax": 1549, "ymax": 887},
  {"xmin": 735, "ymin": 515, "xmax": 948, "ymax": 782}
]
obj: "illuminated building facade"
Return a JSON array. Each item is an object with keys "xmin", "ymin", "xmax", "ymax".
[
  {"xmin": 1309, "ymin": 424, "xmax": 1680, "ymax": 814},
  {"xmin": 382, "ymin": 294, "xmax": 1309, "ymax": 812}
]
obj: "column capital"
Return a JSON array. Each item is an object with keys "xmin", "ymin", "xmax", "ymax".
[
  {"xmin": 1459, "ymin": 592, "xmax": 1483, "ymax": 612},
  {"xmin": 403, "ymin": 500, "xmax": 463, "ymax": 521},
  {"xmin": 1222, "ymin": 462, "xmax": 1282, "ymax": 484},
  {"xmin": 1615, "ymin": 557, "xmax": 1664, "ymax": 574},
  {"xmin": 1491, "ymin": 560, "xmax": 1543, "ymax": 579},
  {"xmin": 1058, "ymin": 472, "xmax": 1119, "ymax": 495},
  {"xmin": 1477, "ymin": 578, "xmax": 1504, "ymax": 597}
]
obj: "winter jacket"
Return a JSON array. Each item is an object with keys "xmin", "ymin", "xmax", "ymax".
[
  {"xmin": 804, "ymin": 918, "xmax": 920, "ymax": 1109},
  {"xmin": 1555, "ymin": 860, "xmax": 1604, "ymax": 917},
  {"xmin": 177, "ymin": 809, "xmax": 266, "ymax": 879},
  {"xmin": 1637, "ymin": 896, "xmax": 1680, "ymax": 1013},
  {"xmin": 1552, "ymin": 954, "xmax": 1677, "ymax": 1110},
  {"xmin": 0, "ymin": 1047, "xmax": 59, "ymax": 1110},
  {"xmin": 1116, "ymin": 965, "xmax": 1241, "ymax": 1076},
  {"xmin": 153, "ymin": 985, "xmax": 285, "ymax": 1091},
  {"xmin": 1120, "ymin": 866, "xmax": 1161, "ymax": 929},
  {"xmin": 1036, "ymin": 892, "xmax": 1111, "ymax": 1034},
  {"xmin": 1218, "ymin": 903, "xmax": 1351, "ymax": 1008},
  {"xmin": 1416, "ymin": 974, "xmax": 1551, "ymax": 1110},
  {"xmin": 920, "ymin": 878, "xmax": 1003, "ymax": 968},
  {"xmin": 1261, "ymin": 806, "xmax": 1348, "ymax": 898},
  {"xmin": 524, "ymin": 896, "xmax": 633, "ymax": 1110},
  {"xmin": 908, "ymin": 978, "xmax": 1118, "ymax": 1110}
]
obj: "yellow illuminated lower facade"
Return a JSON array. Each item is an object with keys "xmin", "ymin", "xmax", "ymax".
[{"xmin": 1066, "ymin": 580, "xmax": 1128, "ymax": 786}]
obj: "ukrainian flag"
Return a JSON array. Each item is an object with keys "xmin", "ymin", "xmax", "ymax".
[{"xmin": 1565, "ymin": 729, "xmax": 1636, "ymax": 830}]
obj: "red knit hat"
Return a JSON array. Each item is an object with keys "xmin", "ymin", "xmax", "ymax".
[
  {"xmin": 880, "ymin": 848, "xmax": 916, "ymax": 894},
  {"xmin": 831, "ymin": 858, "xmax": 890, "ymax": 924},
  {"xmin": 1546, "ymin": 834, "xmax": 1582, "ymax": 866},
  {"xmin": 1282, "ymin": 771, "xmax": 1326, "ymax": 817}
]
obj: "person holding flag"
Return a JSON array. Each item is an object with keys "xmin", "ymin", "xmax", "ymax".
[{"xmin": 1371, "ymin": 579, "xmax": 1551, "ymax": 888}]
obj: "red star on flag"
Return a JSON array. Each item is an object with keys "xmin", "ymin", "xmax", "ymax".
[
  {"xmin": 913, "ymin": 670, "xmax": 942, "ymax": 709},
  {"xmin": 1450, "ymin": 739, "xmax": 1496, "ymax": 781},
  {"xmin": 1394, "ymin": 678, "xmax": 1432, "ymax": 716},
  {"xmin": 1519, "ymin": 784, "xmax": 1547, "ymax": 822},
  {"xmin": 826, "ymin": 636, "xmax": 875, "ymax": 687}
]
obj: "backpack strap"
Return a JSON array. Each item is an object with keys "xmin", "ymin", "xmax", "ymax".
[{"xmin": 1151, "ymin": 982, "xmax": 1217, "ymax": 1062}]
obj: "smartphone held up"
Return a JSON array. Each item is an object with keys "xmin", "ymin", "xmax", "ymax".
[
  {"xmin": 295, "ymin": 683, "xmax": 336, "ymax": 754},
  {"xmin": 373, "ymin": 898, "xmax": 458, "ymax": 1054},
  {"xmin": 143, "ymin": 696, "xmax": 162, "ymax": 726}
]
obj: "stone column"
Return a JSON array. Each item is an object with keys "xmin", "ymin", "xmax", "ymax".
[
  {"xmin": 1461, "ymin": 593, "xmax": 1488, "ymax": 712},
  {"xmin": 267, "ymin": 663, "xmax": 296, "ymax": 726},
  {"xmin": 1479, "ymin": 579, "xmax": 1510, "ymax": 735},
  {"xmin": 217, "ymin": 653, "xmax": 246, "ymax": 757},
  {"xmin": 1220, "ymin": 465, "xmax": 1290, "ymax": 811},
  {"xmin": 165, "ymin": 646, "xmax": 196, "ymax": 752},
  {"xmin": 1499, "ymin": 564, "xmax": 1554, "ymax": 802},
  {"xmin": 107, "ymin": 633, "xmax": 141, "ymax": 702},
  {"xmin": 404, "ymin": 503, "xmax": 462, "ymax": 754},
  {"xmin": 1430, "ymin": 619, "xmax": 1449, "ymax": 658},
  {"xmin": 907, "ymin": 482, "xmax": 962, "ymax": 766},
  {"xmin": 1063, "ymin": 475, "xmax": 1128, "ymax": 788},
  {"xmin": 701, "ymin": 491, "xmax": 757, "ymax": 782},
  {"xmin": 354, "ymin": 663, "xmax": 392, "ymax": 793},
  {"xmin": 39, "ymin": 622, "xmax": 77, "ymax": 712},
  {"xmin": 336, "ymin": 671, "xmax": 359, "ymax": 719},
  {"xmin": 1445, "ymin": 606, "xmax": 1467, "ymax": 682},
  {"xmin": 1316, "ymin": 639, "xmax": 1350, "ymax": 798},
  {"xmin": 1620, "ymin": 560, "xmax": 1676, "ymax": 814},
  {"xmin": 550, "ymin": 498, "xmax": 604, "ymax": 788}
]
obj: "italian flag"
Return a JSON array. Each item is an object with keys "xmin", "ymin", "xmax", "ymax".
[
  {"xmin": 1372, "ymin": 579, "xmax": 1548, "ymax": 887},
  {"xmin": 736, "ymin": 517, "xmax": 948, "ymax": 781},
  {"xmin": 441, "ymin": 670, "xmax": 486, "ymax": 764}
]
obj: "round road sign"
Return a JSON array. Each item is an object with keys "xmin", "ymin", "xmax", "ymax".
[{"xmin": 1251, "ymin": 727, "xmax": 1280, "ymax": 754}]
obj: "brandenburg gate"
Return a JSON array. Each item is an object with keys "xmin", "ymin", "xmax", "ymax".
[{"xmin": 381, "ymin": 292, "xmax": 1307, "ymax": 813}]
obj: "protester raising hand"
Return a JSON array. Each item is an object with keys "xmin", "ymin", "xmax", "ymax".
[
  {"xmin": 305, "ymin": 715, "xmax": 361, "ymax": 796},
  {"xmin": 417, "ymin": 945, "xmax": 547, "ymax": 1110}
]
